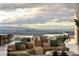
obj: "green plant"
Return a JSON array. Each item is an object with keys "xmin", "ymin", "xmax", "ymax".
[
  {"xmin": 75, "ymin": 19, "xmax": 79, "ymax": 27},
  {"xmin": 50, "ymin": 40, "xmax": 58, "ymax": 47}
]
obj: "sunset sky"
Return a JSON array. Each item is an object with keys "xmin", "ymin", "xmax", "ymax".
[{"xmin": 0, "ymin": 3, "xmax": 75, "ymax": 30}]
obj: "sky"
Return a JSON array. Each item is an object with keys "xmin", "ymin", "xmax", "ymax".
[{"xmin": 0, "ymin": 3, "xmax": 75, "ymax": 30}]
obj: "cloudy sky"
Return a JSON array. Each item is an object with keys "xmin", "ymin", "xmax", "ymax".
[{"xmin": 0, "ymin": 3, "xmax": 75, "ymax": 30}]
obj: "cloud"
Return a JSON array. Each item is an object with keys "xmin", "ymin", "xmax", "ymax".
[
  {"xmin": 0, "ymin": 7, "xmax": 44, "ymax": 23},
  {"xmin": 0, "ymin": 3, "xmax": 45, "ymax": 10},
  {"xmin": 0, "ymin": 3, "xmax": 75, "ymax": 29},
  {"xmin": 19, "ymin": 20, "xmax": 75, "ymax": 29},
  {"xmin": 1, "ymin": 19, "xmax": 74, "ymax": 29}
]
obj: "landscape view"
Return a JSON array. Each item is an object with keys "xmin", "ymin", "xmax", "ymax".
[{"xmin": 0, "ymin": 3, "xmax": 79, "ymax": 56}]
